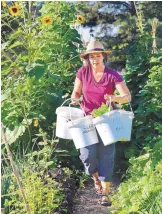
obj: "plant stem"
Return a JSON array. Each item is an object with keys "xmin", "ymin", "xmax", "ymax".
[
  {"xmin": 28, "ymin": 1, "xmax": 32, "ymax": 66},
  {"xmin": 23, "ymin": 103, "xmax": 32, "ymax": 147},
  {"xmin": 14, "ymin": 93, "xmax": 32, "ymax": 146}
]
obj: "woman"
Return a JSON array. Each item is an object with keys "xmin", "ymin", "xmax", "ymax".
[{"xmin": 71, "ymin": 40, "xmax": 131, "ymax": 206}]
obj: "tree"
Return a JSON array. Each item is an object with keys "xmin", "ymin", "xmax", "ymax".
[{"xmin": 76, "ymin": 1, "xmax": 162, "ymax": 69}]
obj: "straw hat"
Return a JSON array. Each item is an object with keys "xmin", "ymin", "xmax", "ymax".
[{"xmin": 80, "ymin": 40, "xmax": 112, "ymax": 59}]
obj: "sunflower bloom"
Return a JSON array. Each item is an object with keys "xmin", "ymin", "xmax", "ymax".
[
  {"xmin": 2, "ymin": 1, "xmax": 7, "ymax": 7},
  {"xmin": 34, "ymin": 119, "xmax": 39, "ymax": 127},
  {"xmin": 9, "ymin": 4, "xmax": 21, "ymax": 16},
  {"xmin": 76, "ymin": 15, "xmax": 85, "ymax": 24},
  {"xmin": 42, "ymin": 16, "xmax": 53, "ymax": 25}
]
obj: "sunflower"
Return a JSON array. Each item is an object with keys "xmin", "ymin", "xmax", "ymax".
[
  {"xmin": 34, "ymin": 119, "xmax": 39, "ymax": 127},
  {"xmin": 9, "ymin": 4, "xmax": 21, "ymax": 16},
  {"xmin": 42, "ymin": 16, "xmax": 53, "ymax": 25},
  {"xmin": 76, "ymin": 15, "xmax": 85, "ymax": 24},
  {"xmin": 2, "ymin": 1, "xmax": 7, "ymax": 7}
]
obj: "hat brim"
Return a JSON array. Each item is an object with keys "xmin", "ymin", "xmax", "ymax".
[{"xmin": 80, "ymin": 50, "xmax": 112, "ymax": 59}]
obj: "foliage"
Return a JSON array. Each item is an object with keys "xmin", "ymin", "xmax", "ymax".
[
  {"xmin": 2, "ymin": 146, "xmax": 72, "ymax": 213},
  {"xmin": 124, "ymin": 35, "xmax": 162, "ymax": 158},
  {"xmin": 77, "ymin": 1, "xmax": 162, "ymax": 69},
  {"xmin": 110, "ymin": 21, "xmax": 162, "ymax": 213},
  {"xmin": 111, "ymin": 141, "xmax": 162, "ymax": 214},
  {"xmin": 1, "ymin": 1, "xmax": 83, "ymax": 149},
  {"xmin": 1, "ymin": 2, "xmax": 84, "ymax": 212},
  {"xmin": 91, "ymin": 102, "xmax": 111, "ymax": 117},
  {"xmin": 5, "ymin": 169, "xmax": 64, "ymax": 214}
]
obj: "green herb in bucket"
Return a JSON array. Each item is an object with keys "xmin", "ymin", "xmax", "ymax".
[{"xmin": 91, "ymin": 103, "xmax": 112, "ymax": 117}]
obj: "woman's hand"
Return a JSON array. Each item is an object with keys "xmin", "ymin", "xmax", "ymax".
[
  {"xmin": 71, "ymin": 95, "xmax": 83, "ymax": 105},
  {"xmin": 104, "ymin": 94, "xmax": 114, "ymax": 103},
  {"xmin": 71, "ymin": 97, "xmax": 80, "ymax": 105},
  {"xmin": 104, "ymin": 93, "xmax": 131, "ymax": 104}
]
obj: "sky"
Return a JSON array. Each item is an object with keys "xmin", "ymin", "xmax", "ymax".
[{"xmin": 79, "ymin": 25, "xmax": 118, "ymax": 43}]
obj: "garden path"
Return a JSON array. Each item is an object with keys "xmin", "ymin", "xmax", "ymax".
[{"xmin": 72, "ymin": 174, "xmax": 120, "ymax": 214}]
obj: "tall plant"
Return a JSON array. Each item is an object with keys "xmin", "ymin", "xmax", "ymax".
[
  {"xmin": 1, "ymin": 1, "xmax": 83, "ymax": 150},
  {"xmin": 1, "ymin": 1, "xmax": 85, "ymax": 212},
  {"xmin": 111, "ymin": 7, "xmax": 162, "ymax": 214}
]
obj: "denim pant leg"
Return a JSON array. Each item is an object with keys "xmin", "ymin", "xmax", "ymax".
[
  {"xmin": 79, "ymin": 144, "xmax": 98, "ymax": 175},
  {"xmin": 98, "ymin": 136, "xmax": 116, "ymax": 182}
]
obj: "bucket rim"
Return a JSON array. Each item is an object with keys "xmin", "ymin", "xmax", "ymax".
[
  {"xmin": 56, "ymin": 106, "xmax": 84, "ymax": 115},
  {"xmin": 67, "ymin": 115, "xmax": 93, "ymax": 127}
]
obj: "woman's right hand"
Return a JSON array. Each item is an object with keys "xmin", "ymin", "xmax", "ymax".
[
  {"xmin": 71, "ymin": 95, "xmax": 83, "ymax": 105},
  {"xmin": 71, "ymin": 97, "xmax": 80, "ymax": 105}
]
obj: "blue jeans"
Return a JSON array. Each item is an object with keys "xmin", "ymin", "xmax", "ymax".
[{"xmin": 79, "ymin": 134, "xmax": 115, "ymax": 182}]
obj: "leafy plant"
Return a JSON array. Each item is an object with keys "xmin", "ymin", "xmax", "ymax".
[
  {"xmin": 1, "ymin": 1, "xmax": 83, "ymax": 152},
  {"xmin": 111, "ymin": 141, "xmax": 162, "ymax": 214},
  {"xmin": 5, "ymin": 169, "xmax": 65, "ymax": 214},
  {"xmin": 91, "ymin": 102, "xmax": 112, "ymax": 117}
]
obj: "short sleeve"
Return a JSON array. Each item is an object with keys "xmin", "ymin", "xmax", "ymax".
[
  {"xmin": 76, "ymin": 67, "xmax": 83, "ymax": 81},
  {"xmin": 113, "ymin": 71, "xmax": 123, "ymax": 85}
]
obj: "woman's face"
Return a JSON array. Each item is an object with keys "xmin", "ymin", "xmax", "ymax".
[{"xmin": 89, "ymin": 52, "xmax": 104, "ymax": 69}]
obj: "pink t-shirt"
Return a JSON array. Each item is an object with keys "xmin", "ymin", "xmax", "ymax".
[{"xmin": 76, "ymin": 65, "xmax": 123, "ymax": 114}]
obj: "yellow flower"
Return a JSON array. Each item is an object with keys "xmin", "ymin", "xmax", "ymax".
[
  {"xmin": 76, "ymin": 15, "xmax": 85, "ymax": 24},
  {"xmin": 42, "ymin": 16, "xmax": 53, "ymax": 25},
  {"xmin": 34, "ymin": 119, "xmax": 39, "ymax": 127},
  {"xmin": 8, "ymin": 4, "xmax": 21, "ymax": 16},
  {"xmin": 2, "ymin": 1, "xmax": 7, "ymax": 7}
]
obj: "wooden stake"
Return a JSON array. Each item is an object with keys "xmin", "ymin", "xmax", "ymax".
[
  {"xmin": 1, "ymin": 123, "xmax": 31, "ymax": 213},
  {"xmin": 152, "ymin": 18, "xmax": 158, "ymax": 54}
]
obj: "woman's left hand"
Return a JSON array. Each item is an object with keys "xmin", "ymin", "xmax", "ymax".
[{"xmin": 104, "ymin": 94, "xmax": 114, "ymax": 102}]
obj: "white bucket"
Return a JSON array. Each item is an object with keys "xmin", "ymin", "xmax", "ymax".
[
  {"xmin": 67, "ymin": 115, "xmax": 99, "ymax": 149},
  {"xmin": 117, "ymin": 110, "xmax": 134, "ymax": 141},
  {"xmin": 93, "ymin": 110, "xmax": 124, "ymax": 145},
  {"xmin": 56, "ymin": 98, "xmax": 84, "ymax": 139},
  {"xmin": 93, "ymin": 96, "xmax": 134, "ymax": 145}
]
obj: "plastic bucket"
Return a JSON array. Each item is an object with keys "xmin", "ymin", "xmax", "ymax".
[
  {"xmin": 93, "ymin": 110, "xmax": 125, "ymax": 145},
  {"xmin": 56, "ymin": 100, "xmax": 84, "ymax": 139},
  {"xmin": 117, "ymin": 110, "xmax": 134, "ymax": 141},
  {"xmin": 93, "ymin": 94, "xmax": 134, "ymax": 145},
  {"xmin": 67, "ymin": 115, "xmax": 99, "ymax": 149}
]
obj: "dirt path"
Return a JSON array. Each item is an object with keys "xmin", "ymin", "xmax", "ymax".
[{"xmin": 72, "ymin": 174, "xmax": 120, "ymax": 214}]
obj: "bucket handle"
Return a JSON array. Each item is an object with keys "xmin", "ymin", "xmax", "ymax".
[
  {"xmin": 122, "ymin": 94, "xmax": 133, "ymax": 113},
  {"xmin": 61, "ymin": 95, "xmax": 84, "ymax": 107},
  {"xmin": 61, "ymin": 97, "xmax": 72, "ymax": 107},
  {"xmin": 68, "ymin": 97, "xmax": 86, "ymax": 126},
  {"xmin": 106, "ymin": 94, "xmax": 133, "ymax": 114},
  {"xmin": 61, "ymin": 96, "xmax": 85, "ymax": 126},
  {"xmin": 106, "ymin": 96, "xmax": 112, "ymax": 116}
]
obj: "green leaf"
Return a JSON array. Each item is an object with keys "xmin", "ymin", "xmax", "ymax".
[
  {"xmin": 4, "ymin": 119, "xmax": 32, "ymax": 145},
  {"xmin": 91, "ymin": 103, "xmax": 111, "ymax": 117},
  {"xmin": 8, "ymin": 41, "xmax": 24, "ymax": 49},
  {"xmin": 27, "ymin": 64, "xmax": 46, "ymax": 79},
  {"xmin": 45, "ymin": 161, "xmax": 54, "ymax": 167},
  {"xmin": 9, "ymin": 29, "xmax": 23, "ymax": 41},
  {"xmin": 5, "ymin": 126, "xmax": 26, "ymax": 145}
]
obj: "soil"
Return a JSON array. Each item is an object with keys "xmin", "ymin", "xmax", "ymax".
[
  {"xmin": 48, "ymin": 166, "xmax": 121, "ymax": 214},
  {"xmin": 72, "ymin": 173, "xmax": 120, "ymax": 214}
]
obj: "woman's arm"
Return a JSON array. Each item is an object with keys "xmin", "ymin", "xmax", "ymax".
[
  {"xmin": 71, "ymin": 77, "xmax": 83, "ymax": 104},
  {"xmin": 104, "ymin": 82, "xmax": 132, "ymax": 104}
]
